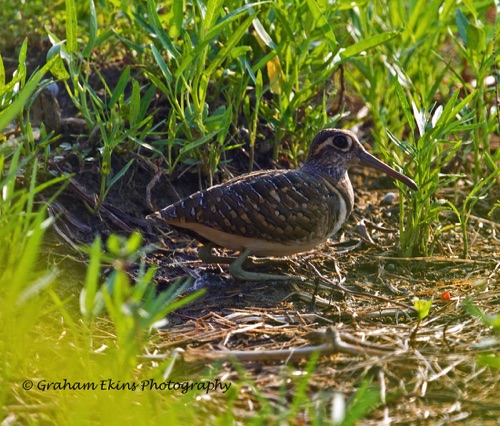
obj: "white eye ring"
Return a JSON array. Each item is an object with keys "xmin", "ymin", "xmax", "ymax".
[{"xmin": 331, "ymin": 135, "xmax": 352, "ymax": 152}]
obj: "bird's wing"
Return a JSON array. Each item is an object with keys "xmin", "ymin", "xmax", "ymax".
[{"xmin": 160, "ymin": 170, "xmax": 345, "ymax": 244}]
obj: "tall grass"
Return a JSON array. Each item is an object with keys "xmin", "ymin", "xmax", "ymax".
[
  {"xmin": 0, "ymin": 20, "xmax": 204, "ymax": 423},
  {"xmin": 47, "ymin": 0, "xmax": 158, "ymax": 213},
  {"xmin": 40, "ymin": 0, "xmax": 499, "ymax": 257},
  {"xmin": 0, "ymin": 51, "xmax": 64, "ymax": 418},
  {"xmin": 0, "ymin": 144, "xmax": 207, "ymax": 424},
  {"xmin": 344, "ymin": 1, "xmax": 499, "ymax": 256},
  {"xmin": 124, "ymin": 0, "xmax": 399, "ymax": 180}
]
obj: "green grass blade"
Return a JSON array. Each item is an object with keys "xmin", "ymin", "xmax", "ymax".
[
  {"xmin": 106, "ymin": 159, "xmax": 135, "ymax": 191},
  {"xmin": 143, "ymin": 70, "xmax": 170, "ymax": 95},
  {"xmin": 305, "ymin": 0, "xmax": 337, "ymax": 48},
  {"xmin": 129, "ymin": 79, "xmax": 141, "ymax": 124},
  {"xmin": 0, "ymin": 55, "xmax": 58, "ymax": 132},
  {"xmin": 82, "ymin": 0, "xmax": 98, "ymax": 58},
  {"xmin": 81, "ymin": 237, "xmax": 102, "ymax": 319},
  {"xmin": 0, "ymin": 55, "xmax": 4, "ymax": 89},
  {"xmin": 205, "ymin": 14, "xmax": 255, "ymax": 76},
  {"xmin": 169, "ymin": 0, "xmax": 184, "ymax": 39},
  {"xmin": 342, "ymin": 379, "xmax": 381, "ymax": 426},
  {"xmin": 394, "ymin": 78, "xmax": 415, "ymax": 131},
  {"xmin": 17, "ymin": 38, "xmax": 28, "ymax": 85},
  {"xmin": 151, "ymin": 43, "xmax": 173, "ymax": 85},
  {"xmin": 341, "ymin": 31, "xmax": 400, "ymax": 60},
  {"xmin": 146, "ymin": 0, "xmax": 179, "ymax": 60},
  {"xmin": 179, "ymin": 129, "xmax": 223, "ymax": 155},
  {"xmin": 252, "ymin": 17, "xmax": 277, "ymax": 50},
  {"xmin": 64, "ymin": 0, "xmax": 78, "ymax": 54},
  {"xmin": 203, "ymin": 0, "xmax": 224, "ymax": 32},
  {"xmin": 138, "ymin": 84, "xmax": 156, "ymax": 123},
  {"xmin": 108, "ymin": 67, "xmax": 130, "ymax": 109}
]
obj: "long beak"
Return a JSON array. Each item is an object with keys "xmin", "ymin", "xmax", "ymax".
[{"xmin": 359, "ymin": 151, "xmax": 418, "ymax": 191}]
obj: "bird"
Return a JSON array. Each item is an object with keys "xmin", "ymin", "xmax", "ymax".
[{"xmin": 149, "ymin": 129, "xmax": 417, "ymax": 281}]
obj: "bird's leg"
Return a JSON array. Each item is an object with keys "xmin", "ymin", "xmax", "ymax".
[
  {"xmin": 228, "ymin": 248, "xmax": 303, "ymax": 282},
  {"xmin": 199, "ymin": 244, "xmax": 303, "ymax": 281},
  {"xmin": 198, "ymin": 243, "xmax": 236, "ymax": 264}
]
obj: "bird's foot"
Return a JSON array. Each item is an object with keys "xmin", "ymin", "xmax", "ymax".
[
  {"xmin": 228, "ymin": 248, "xmax": 304, "ymax": 282},
  {"xmin": 199, "ymin": 244, "xmax": 303, "ymax": 282}
]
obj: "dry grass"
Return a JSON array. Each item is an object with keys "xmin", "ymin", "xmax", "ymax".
[{"xmin": 145, "ymin": 186, "xmax": 499, "ymax": 424}]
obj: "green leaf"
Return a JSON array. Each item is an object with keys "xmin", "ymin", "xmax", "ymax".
[
  {"xmin": 169, "ymin": 0, "xmax": 184, "ymax": 39},
  {"xmin": 305, "ymin": 0, "xmax": 337, "ymax": 49},
  {"xmin": 0, "ymin": 55, "xmax": 59, "ymax": 132},
  {"xmin": 143, "ymin": 70, "xmax": 170, "ymax": 96},
  {"xmin": 431, "ymin": 87, "xmax": 460, "ymax": 129},
  {"xmin": 151, "ymin": 43, "xmax": 173, "ymax": 85},
  {"xmin": 108, "ymin": 67, "xmax": 131, "ymax": 109},
  {"xmin": 491, "ymin": 314, "xmax": 500, "ymax": 330},
  {"xmin": 81, "ymin": 236, "xmax": 102, "ymax": 319},
  {"xmin": 146, "ymin": 0, "xmax": 179, "ymax": 60},
  {"xmin": 413, "ymin": 298, "xmax": 432, "ymax": 320},
  {"xmin": 203, "ymin": 0, "xmax": 224, "ymax": 32},
  {"xmin": 107, "ymin": 234, "xmax": 121, "ymax": 255},
  {"xmin": 342, "ymin": 379, "xmax": 381, "ymax": 425},
  {"xmin": 46, "ymin": 42, "xmax": 71, "ymax": 80},
  {"xmin": 205, "ymin": 2, "xmax": 264, "ymax": 41},
  {"xmin": 252, "ymin": 18, "xmax": 277, "ymax": 50},
  {"xmin": 455, "ymin": 8, "xmax": 468, "ymax": 44},
  {"xmin": 272, "ymin": 6, "xmax": 295, "ymax": 42},
  {"xmin": 216, "ymin": 104, "xmax": 232, "ymax": 144},
  {"xmin": 126, "ymin": 231, "xmax": 143, "ymax": 254},
  {"xmin": 17, "ymin": 269, "xmax": 58, "ymax": 306},
  {"xmin": 466, "ymin": 23, "xmax": 485, "ymax": 53},
  {"xmin": 65, "ymin": 0, "xmax": 78, "ymax": 54},
  {"xmin": 17, "ymin": 38, "xmax": 28, "ymax": 85},
  {"xmin": 129, "ymin": 80, "xmax": 141, "ymax": 124},
  {"xmin": 255, "ymin": 68, "xmax": 263, "ymax": 99},
  {"xmin": 448, "ymin": 91, "xmax": 475, "ymax": 120},
  {"xmin": 101, "ymin": 145, "xmax": 112, "ymax": 176},
  {"xmin": 174, "ymin": 4, "xmax": 260, "ymax": 79},
  {"xmin": 179, "ymin": 129, "xmax": 222, "ymax": 155},
  {"xmin": 411, "ymin": 0, "xmax": 443, "ymax": 40},
  {"xmin": 394, "ymin": 78, "xmax": 415, "ymax": 131},
  {"xmin": 340, "ymin": 31, "xmax": 400, "ymax": 60},
  {"xmin": 82, "ymin": 0, "xmax": 98, "ymax": 58},
  {"xmin": 107, "ymin": 159, "xmax": 134, "ymax": 190},
  {"xmin": 0, "ymin": 55, "xmax": 5, "ymax": 89},
  {"xmin": 138, "ymin": 84, "xmax": 156, "ymax": 123},
  {"xmin": 205, "ymin": 14, "xmax": 255, "ymax": 77},
  {"xmin": 386, "ymin": 129, "xmax": 417, "ymax": 158},
  {"xmin": 477, "ymin": 354, "xmax": 500, "ymax": 370},
  {"xmin": 466, "ymin": 300, "xmax": 500, "ymax": 330}
]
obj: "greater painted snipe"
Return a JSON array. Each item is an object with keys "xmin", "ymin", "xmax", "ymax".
[{"xmin": 149, "ymin": 129, "xmax": 417, "ymax": 281}]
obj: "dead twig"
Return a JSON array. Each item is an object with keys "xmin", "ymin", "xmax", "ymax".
[
  {"xmin": 307, "ymin": 261, "xmax": 415, "ymax": 312},
  {"xmin": 183, "ymin": 327, "xmax": 394, "ymax": 363},
  {"xmin": 375, "ymin": 255, "xmax": 497, "ymax": 265}
]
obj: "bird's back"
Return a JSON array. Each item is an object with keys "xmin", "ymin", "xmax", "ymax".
[{"xmin": 158, "ymin": 168, "xmax": 353, "ymax": 256}]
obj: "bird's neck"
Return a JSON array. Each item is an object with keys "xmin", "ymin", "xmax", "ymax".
[
  {"xmin": 301, "ymin": 161, "xmax": 354, "ymax": 213},
  {"xmin": 301, "ymin": 160, "xmax": 347, "ymax": 182}
]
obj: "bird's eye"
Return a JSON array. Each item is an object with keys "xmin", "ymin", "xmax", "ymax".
[{"xmin": 333, "ymin": 135, "xmax": 351, "ymax": 150}]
